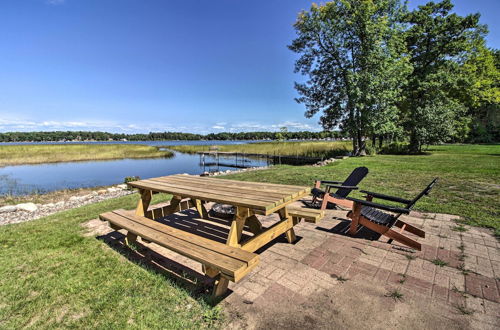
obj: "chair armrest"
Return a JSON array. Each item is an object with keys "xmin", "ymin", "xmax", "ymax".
[
  {"xmin": 326, "ymin": 185, "xmax": 359, "ymax": 190},
  {"xmin": 347, "ymin": 197, "xmax": 410, "ymax": 214},
  {"xmin": 320, "ymin": 180, "xmax": 343, "ymax": 185},
  {"xmin": 360, "ymin": 190, "xmax": 412, "ymax": 204}
]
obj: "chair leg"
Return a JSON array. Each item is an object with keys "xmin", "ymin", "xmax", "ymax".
[
  {"xmin": 394, "ymin": 220, "xmax": 425, "ymax": 238},
  {"xmin": 348, "ymin": 202, "xmax": 362, "ymax": 235},
  {"xmin": 320, "ymin": 195, "xmax": 329, "ymax": 211},
  {"xmin": 358, "ymin": 217, "xmax": 422, "ymax": 251}
]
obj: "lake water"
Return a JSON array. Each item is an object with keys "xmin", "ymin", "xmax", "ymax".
[{"xmin": 0, "ymin": 140, "xmax": 269, "ymax": 195}]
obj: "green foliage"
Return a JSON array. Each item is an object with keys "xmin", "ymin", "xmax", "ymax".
[
  {"xmin": 431, "ymin": 258, "xmax": 449, "ymax": 267},
  {"xmin": 289, "ymin": 0, "xmax": 410, "ymax": 156},
  {"xmin": 379, "ymin": 142, "xmax": 411, "ymax": 155},
  {"xmin": 401, "ymin": 0, "xmax": 488, "ymax": 152},
  {"xmin": 124, "ymin": 176, "xmax": 141, "ymax": 189},
  {"xmin": 0, "ymin": 130, "xmax": 345, "ymax": 143},
  {"xmin": 385, "ymin": 289, "xmax": 404, "ymax": 301}
]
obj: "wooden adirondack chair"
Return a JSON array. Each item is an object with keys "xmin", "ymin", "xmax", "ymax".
[
  {"xmin": 346, "ymin": 178, "xmax": 438, "ymax": 251},
  {"xmin": 310, "ymin": 167, "xmax": 369, "ymax": 210}
]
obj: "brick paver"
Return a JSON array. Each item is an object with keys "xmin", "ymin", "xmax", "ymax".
[{"xmin": 93, "ymin": 198, "xmax": 500, "ymax": 329}]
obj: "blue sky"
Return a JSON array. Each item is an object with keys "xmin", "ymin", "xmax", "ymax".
[{"xmin": 1, "ymin": 0, "xmax": 498, "ymax": 134}]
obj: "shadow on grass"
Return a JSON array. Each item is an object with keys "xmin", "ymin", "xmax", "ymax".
[{"xmin": 96, "ymin": 231, "xmax": 226, "ymax": 306}]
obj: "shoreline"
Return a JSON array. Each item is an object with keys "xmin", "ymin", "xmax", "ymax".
[{"xmin": 0, "ymin": 184, "xmax": 135, "ymax": 226}]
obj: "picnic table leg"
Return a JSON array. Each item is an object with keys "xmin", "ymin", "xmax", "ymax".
[
  {"xmin": 135, "ymin": 189, "xmax": 152, "ymax": 218},
  {"xmin": 213, "ymin": 276, "xmax": 229, "ymax": 297},
  {"xmin": 194, "ymin": 199, "xmax": 209, "ymax": 219},
  {"xmin": 246, "ymin": 212, "xmax": 263, "ymax": 235},
  {"xmin": 227, "ymin": 206, "xmax": 250, "ymax": 247},
  {"xmin": 163, "ymin": 195, "xmax": 183, "ymax": 215},
  {"xmin": 278, "ymin": 208, "xmax": 296, "ymax": 243}
]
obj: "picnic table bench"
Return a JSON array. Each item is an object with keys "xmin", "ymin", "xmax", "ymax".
[{"xmin": 99, "ymin": 174, "xmax": 322, "ymax": 296}]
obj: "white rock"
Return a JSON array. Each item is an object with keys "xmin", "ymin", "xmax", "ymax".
[
  {"xmin": 45, "ymin": 203, "xmax": 55, "ymax": 208},
  {"xmin": 16, "ymin": 203, "xmax": 38, "ymax": 212},
  {"xmin": 69, "ymin": 196, "xmax": 81, "ymax": 202},
  {"xmin": 55, "ymin": 201, "xmax": 65, "ymax": 207},
  {"xmin": 0, "ymin": 205, "xmax": 17, "ymax": 213},
  {"xmin": 97, "ymin": 189, "xmax": 107, "ymax": 195},
  {"xmin": 91, "ymin": 191, "xmax": 98, "ymax": 196},
  {"xmin": 117, "ymin": 184, "xmax": 127, "ymax": 190},
  {"xmin": 107, "ymin": 188, "xmax": 117, "ymax": 193}
]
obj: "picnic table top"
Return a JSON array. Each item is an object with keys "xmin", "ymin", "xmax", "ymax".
[{"xmin": 128, "ymin": 174, "xmax": 310, "ymax": 215}]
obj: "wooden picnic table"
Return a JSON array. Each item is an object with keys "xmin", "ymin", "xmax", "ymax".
[{"xmin": 127, "ymin": 174, "xmax": 311, "ymax": 250}]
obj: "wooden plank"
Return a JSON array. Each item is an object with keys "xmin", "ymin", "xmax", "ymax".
[
  {"xmin": 279, "ymin": 208, "xmax": 296, "ymax": 243},
  {"xmin": 160, "ymin": 175, "xmax": 305, "ymax": 195},
  {"xmin": 129, "ymin": 180, "xmax": 273, "ymax": 212},
  {"xmin": 100, "ymin": 211, "xmax": 256, "ymax": 281},
  {"xmin": 227, "ymin": 207, "xmax": 249, "ymax": 247},
  {"xmin": 135, "ymin": 189, "xmax": 152, "ymax": 217},
  {"xmin": 287, "ymin": 207, "xmax": 325, "ymax": 222},
  {"xmin": 153, "ymin": 176, "xmax": 294, "ymax": 201},
  {"xmin": 134, "ymin": 179, "xmax": 276, "ymax": 206},
  {"xmin": 169, "ymin": 174, "xmax": 309, "ymax": 191},
  {"xmin": 194, "ymin": 199, "xmax": 209, "ymax": 219},
  {"xmin": 159, "ymin": 176, "xmax": 309, "ymax": 199},
  {"xmin": 241, "ymin": 217, "xmax": 294, "ymax": 252},
  {"xmin": 148, "ymin": 178, "xmax": 285, "ymax": 205},
  {"xmin": 213, "ymin": 276, "xmax": 229, "ymax": 297},
  {"xmin": 111, "ymin": 210, "xmax": 258, "ymax": 265}
]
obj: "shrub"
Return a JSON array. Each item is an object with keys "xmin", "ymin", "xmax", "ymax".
[
  {"xmin": 379, "ymin": 142, "xmax": 410, "ymax": 155},
  {"xmin": 124, "ymin": 176, "xmax": 140, "ymax": 189}
]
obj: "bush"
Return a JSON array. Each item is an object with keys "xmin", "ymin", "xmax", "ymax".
[
  {"xmin": 364, "ymin": 144, "xmax": 377, "ymax": 155},
  {"xmin": 124, "ymin": 176, "xmax": 140, "ymax": 189},
  {"xmin": 379, "ymin": 142, "xmax": 411, "ymax": 155}
]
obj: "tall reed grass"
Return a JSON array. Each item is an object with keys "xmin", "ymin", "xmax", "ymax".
[
  {"xmin": 0, "ymin": 144, "xmax": 173, "ymax": 166},
  {"xmin": 167, "ymin": 141, "xmax": 352, "ymax": 159}
]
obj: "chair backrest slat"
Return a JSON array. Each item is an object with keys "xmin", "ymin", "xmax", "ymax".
[{"xmin": 335, "ymin": 166, "xmax": 369, "ymax": 198}]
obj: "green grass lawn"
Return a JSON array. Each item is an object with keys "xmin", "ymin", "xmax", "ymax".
[
  {"xmin": 0, "ymin": 144, "xmax": 173, "ymax": 166},
  {"xmin": 0, "ymin": 193, "xmax": 222, "ymax": 329},
  {"xmin": 167, "ymin": 140, "xmax": 351, "ymax": 158},
  {"xmin": 226, "ymin": 144, "xmax": 500, "ymax": 236},
  {"xmin": 0, "ymin": 143, "xmax": 497, "ymax": 328}
]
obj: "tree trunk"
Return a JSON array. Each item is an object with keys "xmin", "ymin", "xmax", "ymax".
[
  {"xmin": 372, "ymin": 135, "xmax": 376, "ymax": 147},
  {"xmin": 357, "ymin": 130, "xmax": 366, "ymax": 156},
  {"xmin": 379, "ymin": 135, "xmax": 383, "ymax": 149},
  {"xmin": 409, "ymin": 131, "xmax": 420, "ymax": 154},
  {"xmin": 352, "ymin": 133, "xmax": 359, "ymax": 156}
]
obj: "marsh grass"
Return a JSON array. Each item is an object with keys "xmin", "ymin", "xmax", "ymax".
[
  {"xmin": 0, "ymin": 144, "xmax": 172, "ymax": 166},
  {"xmin": 167, "ymin": 141, "xmax": 352, "ymax": 158},
  {"xmin": 224, "ymin": 144, "xmax": 500, "ymax": 236},
  {"xmin": 0, "ymin": 193, "xmax": 221, "ymax": 328}
]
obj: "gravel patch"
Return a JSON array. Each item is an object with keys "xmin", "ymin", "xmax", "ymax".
[{"xmin": 0, "ymin": 187, "xmax": 135, "ymax": 226}]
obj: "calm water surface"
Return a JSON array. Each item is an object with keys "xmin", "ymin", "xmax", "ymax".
[{"xmin": 0, "ymin": 140, "xmax": 268, "ymax": 195}]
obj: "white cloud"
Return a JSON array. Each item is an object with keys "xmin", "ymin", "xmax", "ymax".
[{"xmin": 0, "ymin": 118, "xmax": 322, "ymax": 134}]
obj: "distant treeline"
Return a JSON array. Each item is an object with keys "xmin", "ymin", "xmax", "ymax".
[{"xmin": 0, "ymin": 130, "xmax": 346, "ymax": 142}]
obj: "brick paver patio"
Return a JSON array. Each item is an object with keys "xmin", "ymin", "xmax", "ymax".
[{"xmin": 88, "ymin": 199, "xmax": 500, "ymax": 329}]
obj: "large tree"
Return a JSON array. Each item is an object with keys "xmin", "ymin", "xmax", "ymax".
[
  {"xmin": 401, "ymin": 0, "xmax": 487, "ymax": 152},
  {"xmin": 289, "ymin": 0, "xmax": 409, "ymax": 155}
]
